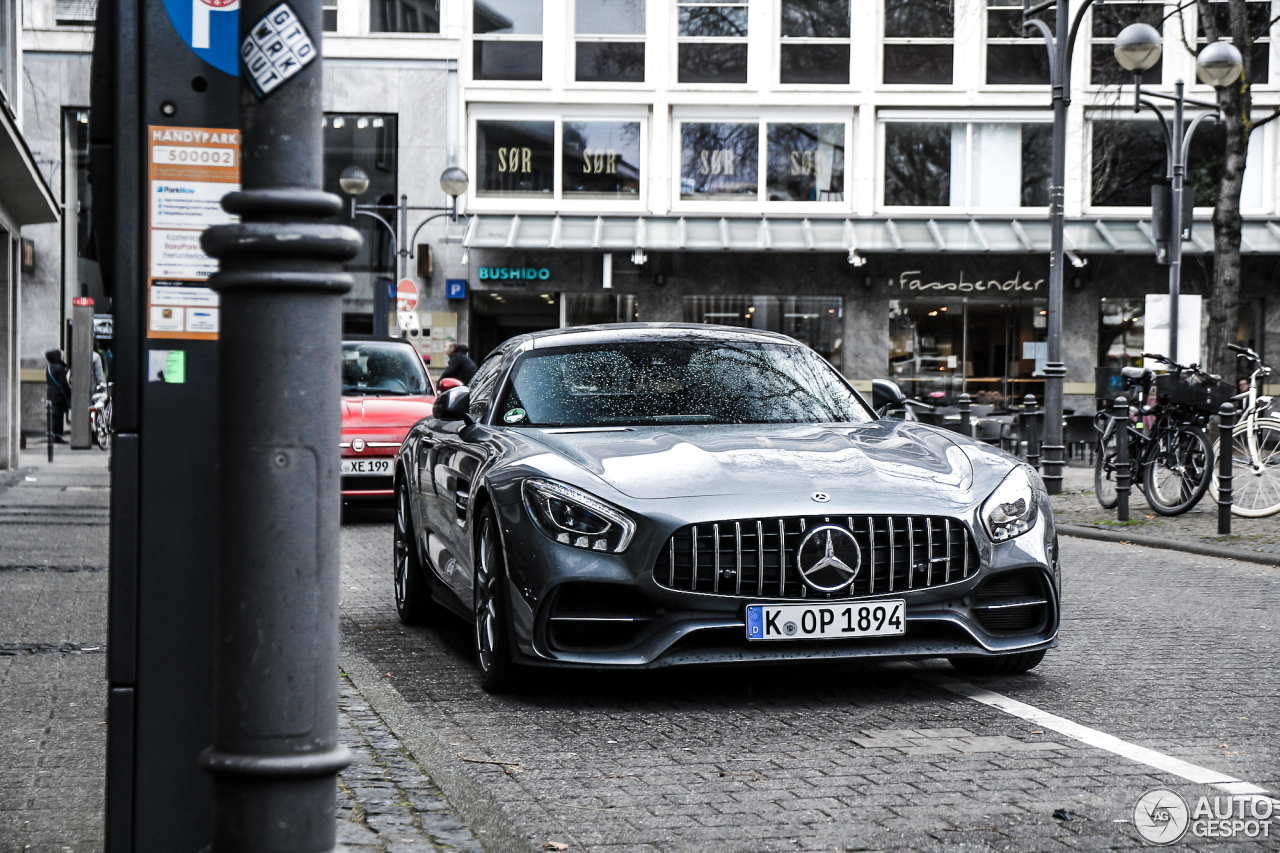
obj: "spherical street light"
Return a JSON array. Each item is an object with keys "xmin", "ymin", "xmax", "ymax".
[
  {"xmin": 339, "ymin": 164, "xmax": 370, "ymax": 196},
  {"xmin": 1114, "ymin": 23, "xmax": 1163, "ymax": 72},
  {"xmin": 1196, "ymin": 37, "xmax": 1244, "ymax": 87},
  {"xmin": 439, "ymin": 166, "xmax": 469, "ymax": 199}
]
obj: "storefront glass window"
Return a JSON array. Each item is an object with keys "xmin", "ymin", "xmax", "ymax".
[
  {"xmin": 564, "ymin": 292, "xmax": 641, "ymax": 325},
  {"xmin": 575, "ymin": 0, "xmax": 645, "ymax": 82},
  {"xmin": 474, "ymin": 0, "xmax": 543, "ymax": 80},
  {"xmin": 889, "ymin": 297, "xmax": 1047, "ymax": 405},
  {"xmin": 562, "ymin": 121, "xmax": 642, "ymax": 197},
  {"xmin": 677, "ymin": 0, "xmax": 749, "ymax": 83},
  {"xmin": 476, "ymin": 120, "xmax": 555, "ymax": 196},
  {"xmin": 883, "ymin": 0, "xmax": 953, "ymax": 84},
  {"xmin": 884, "ymin": 121, "xmax": 1051, "ymax": 208},
  {"xmin": 1198, "ymin": 0, "xmax": 1269, "ymax": 83},
  {"xmin": 766, "ymin": 123, "xmax": 845, "ymax": 201},
  {"xmin": 372, "ymin": 0, "xmax": 440, "ymax": 32},
  {"xmin": 1097, "ymin": 297, "xmax": 1145, "ymax": 369},
  {"xmin": 683, "ymin": 295, "xmax": 843, "ymax": 370},
  {"xmin": 986, "ymin": 0, "xmax": 1051, "ymax": 83},
  {"xmin": 1090, "ymin": 1, "xmax": 1161, "ymax": 84},
  {"xmin": 779, "ymin": 0, "xmax": 851, "ymax": 84},
  {"xmin": 1091, "ymin": 120, "xmax": 1264, "ymax": 207},
  {"xmin": 680, "ymin": 122, "xmax": 759, "ymax": 200}
]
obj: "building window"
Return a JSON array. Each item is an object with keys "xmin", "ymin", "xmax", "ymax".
[
  {"xmin": 565, "ymin": 293, "xmax": 641, "ymax": 325},
  {"xmin": 576, "ymin": 0, "xmax": 645, "ymax": 82},
  {"xmin": 474, "ymin": 0, "xmax": 543, "ymax": 81},
  {"xmin": 1091, "ymin": 1, "xmax": 1160, "ymax": 84},
  {"xmin": 883, "ymin": 121, "xmax": 1051, "ymax": 208},
  {"xmin": 372, "ymin": 0, "xmax": 440, "ymax": 32},
  {"xmin": 986, "ymin": 0, "xmax": 1051, "ymax": 84},
  {"xmin": 322, "ymin": 0, "xmax": 338, "ymax": 31},
  {"xmin": 677, "ymin": 0, "xmax": 749, "ymax": 84},
  {"xmin": 1098, "ymin": 298, "xmax": 1146, "ymax": 369},
  {"xmin": 1090, "ymin": 119, "xmax": 1263, "ymax": 207},
  {"xmin": 780, "ymin": 0, "xmax": 851, "ymax": 84},
  {"xmin": 476, "ymin": 120, "xmax": 555, "ymax": 195},
  {"xmin": 680, "ymin": 122, "xmax": 759, "ymax": 199},
  {"xmin": 883, "ymin": 0, "xmax": 953, "ymax": 84},
  {"xmin": 766, "ymin": 123, "xmax": 845, "ymax": 200},
  {"xmin": 683, "ymin": 295, "xmax": 843, "ymax": 370},
  {"xmin": 562, "ymin": 121, "xmax": 642, "ymax": 197},
  {"xmin": 54, "ymin": 0, "xmax": 97, "ymax": 26},
  {"xmin": 1198, "ymin": 0, "xmax": 1269, "ymax": 84}
]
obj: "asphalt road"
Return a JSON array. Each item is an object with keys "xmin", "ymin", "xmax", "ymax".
[{"xmin": 340, "ymin": 514, "xmax": 1280, "ymax": 853}]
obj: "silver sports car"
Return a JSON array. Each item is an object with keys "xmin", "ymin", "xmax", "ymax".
[{"xmin": 393, "ymin": 324, "xmax": 1060, "ymax": 691}]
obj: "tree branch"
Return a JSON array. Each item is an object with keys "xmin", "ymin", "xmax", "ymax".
[{"xmin": 1247, "ymin": 109, "xmax": 1280, "ymax": 131}]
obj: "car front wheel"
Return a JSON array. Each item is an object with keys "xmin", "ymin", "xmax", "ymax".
[
  {"xmin": 393, "ymin": 478, "xmax": 432, "ymax": 625},
  {"xmin": 474, "ymin": 507, "xmax": 523, "ymax": 693}
]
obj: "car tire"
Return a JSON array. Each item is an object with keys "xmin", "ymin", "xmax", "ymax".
[
  {"xmin": 947, "ymin": 649, "xmax": 1046, "ymax": 676},
  {"xmin": 393, "ymin": 478, "xmax": 433, "ymax": 626},
  {"xmin": 474, "ymin": 507, "xmax": 524, "ymax": 693}
]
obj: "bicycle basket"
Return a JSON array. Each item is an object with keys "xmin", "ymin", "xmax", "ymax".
[{"xmin": 1154, "ymin": 373, "xmax": 1235, "ymax": 414}]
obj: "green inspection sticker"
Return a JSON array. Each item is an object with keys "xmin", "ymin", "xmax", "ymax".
[{"xmin": 503, "ymin": 408, "xmax": 526, "ymax": 424}]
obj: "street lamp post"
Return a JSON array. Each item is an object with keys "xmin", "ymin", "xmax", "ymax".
[{"xmin": 1112, "ymin": 25, "xmax": 1242, "ymax": 364}]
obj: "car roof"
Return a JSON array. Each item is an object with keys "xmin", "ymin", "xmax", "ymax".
[
  {"xmin": 342, "ymin": 335, "xmax": 416, "ymax": 345},
  {"xmin": 518, "ymin": 322, "xmax": 801, "ymax": 351}
]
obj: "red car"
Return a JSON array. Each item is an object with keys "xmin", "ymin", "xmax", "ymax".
[{"xmin": 341, "ymin": 337, "xmax": 438, "ymax": 501}]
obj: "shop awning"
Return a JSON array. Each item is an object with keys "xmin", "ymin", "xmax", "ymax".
[{"xmin": 462, "ymin": 215, "xmax": 1280, "ymax": 256}]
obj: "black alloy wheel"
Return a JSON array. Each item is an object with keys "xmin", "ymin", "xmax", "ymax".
[
  {"xmin": 393, "ymin": 477, "xmax": 432, "ymax": 625},
  {"xmin": 474, "ymin": 507, "xmax": 523, "ymax": 693},
  {"xmin": 948, "ymin": 649, "xmax": 1046, "ymax": 675}
]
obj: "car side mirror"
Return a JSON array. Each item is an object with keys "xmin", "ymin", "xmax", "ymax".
[
  {"xmin": 439, "ymin": 377, "xmax": 463, "ymax": 391},
  {"xmin": 872, "ymin": 379, "xmax": 907, "ymax": 416},
  {"xmin": 432, "ymin": 386, "xmax": 474, "ymax": 426}
]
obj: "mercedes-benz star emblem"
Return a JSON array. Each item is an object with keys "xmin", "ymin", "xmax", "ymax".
[
  {"xmin": 795, "ymin": 525, "xmax": 861, "ymax": 593},
  {"xmin": 811, "ymin": 492, "xmax": 830, "ymax": 503}
]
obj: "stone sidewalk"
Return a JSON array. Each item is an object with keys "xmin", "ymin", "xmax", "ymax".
[
  {"xmin": 0, "ymin": 449, "xmax": 487, "ymax": 853},
  {"xmin": 1050, "ymin": 463, "xmax": 1280, "ymax": 562}
]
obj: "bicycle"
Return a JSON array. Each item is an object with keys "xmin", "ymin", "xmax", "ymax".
[
  {"xmin": 89, "ymin": 381, "xmax": 112, "ymax": 451},
  {"xmin": 1210, "ymin": 344, "xmax": 1280, "ymax": 517},
  {"xmin": 1094, "ymin": 353, "xmax": 1223, "ymax": 515}
]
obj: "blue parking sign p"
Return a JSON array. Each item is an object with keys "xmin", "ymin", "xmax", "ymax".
[{"xmin": 446, "ymin": 279, "xmax": 467, "ymax": 300}]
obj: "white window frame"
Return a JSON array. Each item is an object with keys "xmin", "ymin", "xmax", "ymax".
[
  {"xmin": 674, "ymin": 0, "xmax": 752, "ymax": 87},
  {"xmin": 466, "ymin": 104, "xmax": 651, "ymax": 212},
  {"xmin": 1084, "ymin": 0, "xmax": 1163, "ymax": 91},
  {"xmin": 1191, "ymin": 0, "xmax": 1274, "ymax": 91},
  {"xmin": 880, "ymin": 0, "xmax": 957, "ymax": 88},
  {"xmin": 776, "ymin": 0, "xmax": 853, "ymax": 87},
  {"xmin": 982, "ymin": 0, "xmax": 1051, "ymax": 89},
  {"xmin": 876, "ymin": 110, "xmax": 1053, "ymax": 214},
  {"xmin": 669, "ymin": 108, "xmax": 855, "ymax": 213},
  {"xmin": 468, "ymin": 0, "xmax": 547, "ymax": 86},
  {"xmin": 1083, "ymin": 111, "xmax": 1273, "ymax": 216},
  {"xmin": 570, "ymin": 0, "xmax": 649, "ymax": 86}
]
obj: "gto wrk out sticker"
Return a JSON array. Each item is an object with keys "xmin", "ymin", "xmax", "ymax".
[{"xmin": 241, "ymin": 3, "xmax": 316, "ymax": 98}]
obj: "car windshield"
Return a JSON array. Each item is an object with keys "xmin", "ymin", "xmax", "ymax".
[
  {"xmin": 342, "ymin": 342, "xmax": 431, "ymax": 396},
  {"xmin": 496, "ymin": 339, "xmax": 872, "ymax": 427}
]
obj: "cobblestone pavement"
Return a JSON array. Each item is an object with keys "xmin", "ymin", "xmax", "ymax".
[
  {"xmin": 1051, "ymin": 462, "xmax": 1280, "ymax": 558},
  {"xmin": 340, "ymin": 512, "xmax": 1280, "ymax": 853}
]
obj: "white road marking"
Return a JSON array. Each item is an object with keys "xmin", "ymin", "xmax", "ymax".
[{"xmin": 897, "ymin": 664, "xmax": 1278, "ymax": 802}]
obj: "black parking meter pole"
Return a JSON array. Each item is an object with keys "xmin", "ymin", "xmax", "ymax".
[
  {"xmin": 1023, "ymin": 394, "xmax": 1040, "ymax": 469},
  {"xmin": 45, "ymin": 400, "xmax": 54, "ymax": 462},
  {"xmin": 1114, "ymin": 396, "xmax": 1130, "ymax": 522},
  {"xmin": 958, "ymin": 392, "xmax": 972, "ymax": 437},
  {"xmin": 199, "ymin": 0, "xmax": 360, "ymax": 847},
  {"xmin": 1217, "ymin": 402, "xmax": 1235, "ymax": 535}
]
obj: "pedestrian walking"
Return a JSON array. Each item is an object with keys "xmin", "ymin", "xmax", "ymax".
[
  {"xmin": 45, "ymin": 349, "xmax": 71, "ymax": 443},
  {"xmin": 440, "ymin": 342, "xmax": 477, "ymax": 385}
]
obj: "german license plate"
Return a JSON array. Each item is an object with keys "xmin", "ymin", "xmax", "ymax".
[
  {"xmin": 746, "ymin": 599, "xmax": 905, "ymax": 641},
  {"xmin": 341, "ymin": 458, "xmax": 391, "ymax": 476}
]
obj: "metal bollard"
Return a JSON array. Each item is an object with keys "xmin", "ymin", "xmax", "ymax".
[
  {"xmin": 1217, "ymin": 401, "xmax": 1235, "ymax": 535},
  {"xmin": 1023, "ymin": 394, "xmax": 1040, "ymax": 469},
  {"xmin": 958, "ymin": 392, "xmax": 971, "ymax": 437},
  {"xmin": 45, "ymin": 400, "xmax": 54, "ymax": 462},
  {"xmin": 1113, "ymin": 395, "xmax": 1130, "ymax": 522}
]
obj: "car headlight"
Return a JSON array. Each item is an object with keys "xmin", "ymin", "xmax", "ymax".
[
  {"xmin": 522, "ymin": 478, "xmax": 636, "ymax": 553},
  {"xmin": 982, "ymin": 466, "xmax": 1040, "ymax": 542}
]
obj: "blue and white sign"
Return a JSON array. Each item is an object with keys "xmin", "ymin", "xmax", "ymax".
[
  {"xmin": 163, "ymin": 0, "xmax": 241, "ymax": 76},
  {"xmin": 446, "ymin": 279, "xmax": 467, "ymax": 300}
]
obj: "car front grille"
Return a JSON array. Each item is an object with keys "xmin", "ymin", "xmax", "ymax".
[{"xmin": 653, "ymin": 515, "xmax": 979, "ymax": 601}]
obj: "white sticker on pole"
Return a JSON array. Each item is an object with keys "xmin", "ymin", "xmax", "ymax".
[{"xmin": 241, "ymin": 3, "xmax": 317, "ymax": 99}]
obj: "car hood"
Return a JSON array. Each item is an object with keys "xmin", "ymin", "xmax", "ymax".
[
  {"xmin": 520, "ymin": 421, "xmax": 974, "ymax": 499},
  {"xmin": 342, "ymin": 395, "xmax": 435, "ymax": 429}
]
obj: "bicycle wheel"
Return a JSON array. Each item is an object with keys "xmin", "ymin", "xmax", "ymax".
[
  {"xmin": 1212, "ymin": 417, "xmax": 1280, "ymax": 517},
  {"xmin": 1094, "ymin": 428, "xmax": 1119, "ymax": 509},
  {"xmin": 1144, "ymin": 426, "xmax": 1212, "ymax": 515}
]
